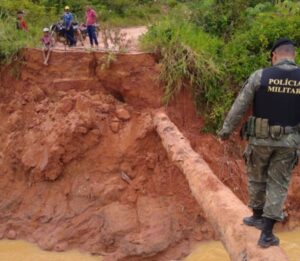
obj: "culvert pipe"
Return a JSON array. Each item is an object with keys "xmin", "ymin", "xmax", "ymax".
[{"xmin": 153, "ymin": 111, "xmax": 288, "ymax": 261}]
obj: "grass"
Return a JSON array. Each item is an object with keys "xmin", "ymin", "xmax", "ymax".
[
  {"xmin": 141, "ymin": 16, "xmax": 229, "ymax": 130},
  {"xmin": 99, "ymin": 52, "xmax": 117, "ymax": 70},
  {"xmin": 0, "ymin": 16, "xmax": 28, "ymax": 64}
]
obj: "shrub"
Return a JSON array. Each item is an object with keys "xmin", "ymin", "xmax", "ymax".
[
  {"xmin": 224, "ymin": 1, "xmax": 300, "ymax": 87},
  {"xmin": 188, "ymin": 0, "xmax": 270, "ymax": 38},
  {"xmin": 0, "ymin": 16, "xmax": 28, "ymax": 64},
  {"xmin": 141, "ymin": 14, "xmax": 230, "ymax": 130},
  {"xmin": 0, "ymin": 0, "xmax": 58, "ymax": 63},
  {"xmin": 141, "ymin": 1, "xmax": 300, "ymax": 131}
]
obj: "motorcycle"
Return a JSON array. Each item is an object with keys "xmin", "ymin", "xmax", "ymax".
[{"xmin": 50, "ymin": 22, "xmax": 86, "ymax": 47}]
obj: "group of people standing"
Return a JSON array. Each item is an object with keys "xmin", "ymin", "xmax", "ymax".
[
  {"xmin": 17, "ymin": 5, "xmax": 100, "ymax": 65},
  {"xmin": 59, "ymin": 5, "xmax": 99, "ymax": 48}
]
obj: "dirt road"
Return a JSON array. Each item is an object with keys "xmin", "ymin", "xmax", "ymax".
[{"xmin": 52, "ymin": 26, "xmax": 147, "ymax": 53}]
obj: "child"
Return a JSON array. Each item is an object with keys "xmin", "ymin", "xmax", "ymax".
[{"xmin": 41, "ymin": 28, "xmax": 54, "ymax": 65}]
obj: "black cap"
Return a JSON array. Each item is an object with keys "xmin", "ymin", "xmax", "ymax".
[{"xmin": 271, "ymin": 38, "xmax": 295, "ymax": 56}]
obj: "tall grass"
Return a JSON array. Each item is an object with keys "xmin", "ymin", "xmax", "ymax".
[
  {"xmin": 223, "ymin": 1, "xmax": 300, "ymax": 86},
  {"xmin": 141, "ymin": 1, "xmax": 300, "ymax": 131},
  {"xmin": 141, "ymin": 16, "xmax": 230, "ymax": 130},
  {"xmin": 0, "ymin": 15, "xmax": 27, "ymax": 64},
  {"xmin": 159, "ymin": 42, "xmax": 221, "ymax": 104},
  {"xmin": 0, "ymin": 14, "xmax": 50, "ymax": 64},
  {"xmin": 0, "ymin": 0, "xmax": 57, "ymax": 64}
]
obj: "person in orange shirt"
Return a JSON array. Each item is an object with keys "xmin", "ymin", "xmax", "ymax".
[{"xmin": 16, "ymin": 10, "xmax": 28, "ymax": 32}]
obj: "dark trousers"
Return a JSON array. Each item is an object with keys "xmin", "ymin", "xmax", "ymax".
[
  {"xmin": 65, "ymin": 26, "xmax": 75, "ymax": 46},
  {"xmin": 87, "ymin": 25, "xmax": 98, "ymax": 46}
]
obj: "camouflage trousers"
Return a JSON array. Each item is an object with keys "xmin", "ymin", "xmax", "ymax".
[{"xmin": 244, "ymin": 144, "xmax": 298, "ymax": 221}]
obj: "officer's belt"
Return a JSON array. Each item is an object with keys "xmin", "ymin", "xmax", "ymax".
[
  {"xmin": 240, "ymin": 117, "xmax": 300, "ymax": 140},
  {"xmin": 269, "ymin": 125, "xmax": 300, "ymax": 135},
  {"xmin": 281, "ymin": 125, "xmax": 300, "ymax": 134}
]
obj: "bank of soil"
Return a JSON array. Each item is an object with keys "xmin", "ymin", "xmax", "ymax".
[{"xmin": 0, "ymin": 49, "xmax": 300, "ymax": 260}]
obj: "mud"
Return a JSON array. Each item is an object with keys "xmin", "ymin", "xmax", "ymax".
[
  {"xmin": 0, "ymin": 50, "xmax": 214, "ymax": 261},
  {"xmin": 0, "ymin": 48, "xmax": 300, "ymax": 260},
  {"xmin": 185, "ymin": 230, "xmax": 300, "ymax": 261},
  {"xmin": 0, "ymin": 240, "xmax": 101, "ymax": 261}
]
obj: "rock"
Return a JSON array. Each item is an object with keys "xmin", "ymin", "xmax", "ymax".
[
  {"xmin": 116, "ymin": 108, "xmax": 131, "ymax": 121},
  {"xmin": 7, "ymin": 229, "xmax": 17, "ymax": 239}
]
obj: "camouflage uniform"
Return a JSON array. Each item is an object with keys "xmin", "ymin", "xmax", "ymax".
[{"xmin": 221, "ymin": 59, "xmax": 299, "ymax": 221}]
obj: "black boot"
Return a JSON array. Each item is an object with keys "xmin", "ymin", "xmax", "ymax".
[
  {"xmin": 258, "ymin": 217, "xmax": 280, "ymax": 248},
  {"xmin": 243, "ymin": 208, "xmax": 264, "ymax": 230}
]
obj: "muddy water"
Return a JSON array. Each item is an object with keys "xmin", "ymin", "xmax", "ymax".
[
  {"xmin": 0, "ymin": 230, "xmax": 299, "ymax": 261},
  {"xmin": 0, "ymin": 240, "xmax": 102, "ymax": 261},
  {"xmin": 185, "ymin": 229, "xmax": 300, "ymax": 261}
]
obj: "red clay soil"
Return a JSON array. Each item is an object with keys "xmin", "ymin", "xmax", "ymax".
[{"xmin": 0, "ymin": 49, "xmax": 299, "ymax": 260}]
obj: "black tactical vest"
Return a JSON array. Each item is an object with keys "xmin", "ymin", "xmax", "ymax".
[{"xmin": 253, "ymin": 66, "xmax": 300, "ymax": 126}]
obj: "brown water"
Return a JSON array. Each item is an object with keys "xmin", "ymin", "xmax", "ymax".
[
  {"xmin": 0, "ymin": 240, "xmax": 102, "ymax": 261},
  {"xmin": 0, "ymin": 230, "xmax": 299, "ymax": 261},
  {"xmin": 185, "ymin": 229, "xmax": 300, "ymax": 261}
]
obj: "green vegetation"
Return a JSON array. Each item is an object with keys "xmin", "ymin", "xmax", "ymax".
[
  {"xmin": 99, "ymin": 52, "xmax": 117, "ymax": 70},
  {"xmin": 0, "ymin": 0, "xmax": 56, "ymax": 64},
  {"xmin": 0, "ymin": 15, "xmax": 26, "ymax": 64},
  {"xmin": 141, "ymin": 0, "xmax": 300, "ymax": 130},
  {"xmin": 0, "ymin": 0, "xmax": 165, "ymax": 64},
  {"xmin": 224, "ymin": 1, "xmax": 300, "ymax": 85},
  {"xmin": 141, "ymin": 16, "xmax": 224, "ymax": 128}
]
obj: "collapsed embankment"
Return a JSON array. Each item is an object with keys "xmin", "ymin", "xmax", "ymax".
[{"xmin": 0, "ymin": 49, "xmax": 300, "ymax": 260}]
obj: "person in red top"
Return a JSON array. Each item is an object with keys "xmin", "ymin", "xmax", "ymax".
[
  {"xmin": 85, "ymin": 6, "xmax": 99, "ymax": 48},
  {"xmin": 16, "ymin": 10, "xmax": 28, "ymax": 32},
  {"xmin": 41, "ymin": 28, "xmax": 54, "ymax": 65}
]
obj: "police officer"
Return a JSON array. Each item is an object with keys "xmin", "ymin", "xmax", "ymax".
[{"xmin": 218, "ymin": 38, "xmax": 300, "ymax": 248}]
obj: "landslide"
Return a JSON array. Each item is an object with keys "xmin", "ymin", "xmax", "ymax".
[{"xmin": 0, "ymin": 49, "xmax": 299, "ymax": 260}]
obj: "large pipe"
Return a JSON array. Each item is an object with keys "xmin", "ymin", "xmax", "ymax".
[{"xmin": 153, "ymin": 112, "xmax": 288, "ymax": 261}]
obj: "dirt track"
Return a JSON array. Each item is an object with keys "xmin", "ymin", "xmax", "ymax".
[
  {"xmin": 53, "ymin": 26, "xmax": 147, "ymax": 53},
  {"xmin": 0, "ymin": 45, "xmax": 300, "ymax": 260}
]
